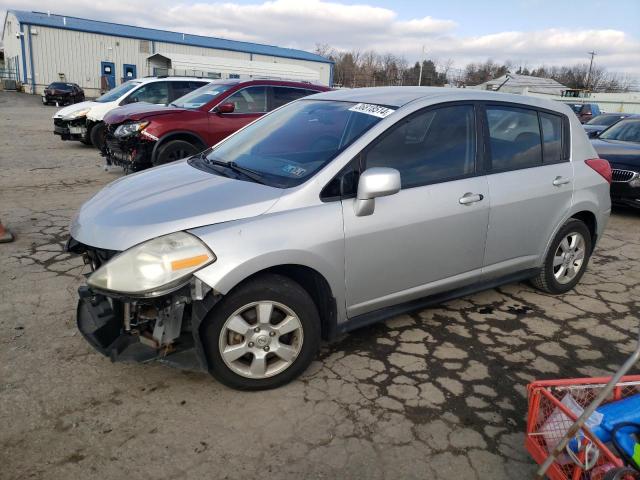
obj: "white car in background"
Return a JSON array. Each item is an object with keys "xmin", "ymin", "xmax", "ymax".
[{"xmin": 52, "ymin": 77, "xmax": 210, "ymax": 148}]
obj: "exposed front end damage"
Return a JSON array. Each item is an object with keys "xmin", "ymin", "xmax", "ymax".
[
  {"xmin": 69, "ymin": 239, "xmax": 218, "ymax": 372},
  {"xmin": 103, "ymin": 123, "xmax": 156, "ymax": 173},
  {"xmin": 54, "ymin": 117, "xmax": 88, "ymax": 142}
]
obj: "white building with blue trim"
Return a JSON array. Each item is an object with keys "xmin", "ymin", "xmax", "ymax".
[{"xmin": 1, "ymin": 10, "xmax": 333, "ymax": 95}]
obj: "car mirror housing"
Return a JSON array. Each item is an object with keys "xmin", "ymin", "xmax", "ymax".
[
  {"xmin": 588, "ymin": 130, "xmax": 600, "ymax": 139},
  {"xmin": 216, "ymin": 102, "xmax": 235, "ymax": 114},
  {"xmin": 354, "ymin": 167, "xmax": 401, "ymax": 217}
]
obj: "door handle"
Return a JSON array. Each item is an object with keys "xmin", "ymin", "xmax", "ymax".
[
  {"xmin": 553, "ymin": 176, "xmax": 571, "ymax": 186},
  {"xmin": 459, "ymin": 192, "xmax": 484, "ymax": 205}
]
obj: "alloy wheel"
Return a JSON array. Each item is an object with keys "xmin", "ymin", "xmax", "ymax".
[
  {"xmin": 553, "ymin": 231, "xmax": 586, "ymax": 284},
  {"xmin": 218, "ymin": 301, "xmax": 304, "ymax": 379}
]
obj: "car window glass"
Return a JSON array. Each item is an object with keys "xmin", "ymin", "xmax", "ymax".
[
  {"xmin": 172, "ymin": 83, "xmax": 233, "ymax": 109},
  {"xmin": 224, "ymin": 86, "xmax": 267, "ymax": 113},
  {"xmin": 540, "ymin": 112, "xmax": 563, "ymax": 163},
  {"xmin": 365, "ymin": 105, "xmax": 476, "ymax": 188},
  {"xmin": 599, "ymin": 119, "xmax": 640, "ymax": 142},
  {"xmin": 170, "ymin": 81, "xmax": 196, "ymax": 101},
  {"xmin": 128, "ymin": 82, "xmax": 170, "ymax": 104},
  {"xmin": 272, "ymin": 87, "xmax": 314, "ymax": 109},
  {"xmin": 487, "ymin": 106, "xmax": 542, "ymax": 171},
  {"xmin": 96, "ymin": 81, "xmax": 140, "ymax": 103}
]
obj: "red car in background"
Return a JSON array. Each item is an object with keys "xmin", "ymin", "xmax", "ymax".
[{"xmin": 102, "ymin": 79, "xmax": 330, "ymax": 171}]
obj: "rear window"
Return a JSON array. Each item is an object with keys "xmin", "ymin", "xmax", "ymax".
[{"xmin": 487, "ymin": 106, "xmax": 542, "ymax": 170}]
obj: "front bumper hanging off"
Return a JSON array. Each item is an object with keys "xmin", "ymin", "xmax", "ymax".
[
  {"xmin": 76, "ymin": 284, "xmax": 219, "ymax": 373},
  {"xmin": 53, "ymin": 117, "xmax": 87, "ymax": 141}
]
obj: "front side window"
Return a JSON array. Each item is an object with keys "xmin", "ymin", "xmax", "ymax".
[
  {"xmin": 271, "ymin": 87, "xmax": 316, "ymax": 110},
  {"xmin": 95, "ymin": 81, "xmax": 141, "ymax": 103},
  {"xmin": 224, "ymin": 86, "xmax": 268, "ymax": 113},
  {"xmin": 487, "ymin": 106, "xmax": 542, "ymax": 171},
  {"xmin": 194, "ymin": 100, "xmax": 391, "ymax": 188},
  {"xmin": 126, "ymin": 81, "xmax": 169, "ymax": 105},
  {"xmin": 365, "ymin": 105, "xmax": 476, "ymax": 188},
  {"xmin": 599, "ymin": 119, "xmax": 640, "ymax": 143},
  {"xmin": 540, "ymin": 112, "xmax": 563, "ymax": 163}
]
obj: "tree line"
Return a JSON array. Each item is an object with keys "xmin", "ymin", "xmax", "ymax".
[{"xmin": 315, "ymin": 44, "xmax": 633, "ymax": 92}]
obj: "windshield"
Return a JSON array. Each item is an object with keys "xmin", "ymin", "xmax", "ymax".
[
  {"xmin": 599, "ymin": 119, "xmax": 640, "ymax": 143},
  {"xmin": 95, "ymin": 81, "xmax": 141, "ymax": 103},
  {"xmin": 195, "ymin": 100, "xmax": 394, "ymax": 188},
  {"xmin": 49, "ymin": 82, "xmax": 73, "ymax": 91},
  {"xmin": 587, "ymin": 115, "xmax": 624, "ymax": 127},
  {"xmin": 172, "ymin": 83, "xmax": 234, "ymax": 109}
]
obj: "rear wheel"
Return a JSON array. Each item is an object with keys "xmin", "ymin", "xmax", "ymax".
[
  {"xmin": 153, "ymin": 139, "xmax": 200, "ymax": 166},
  {"xmin": 89, "ymin": 122, "xmax": 106, "ymax": 149},
  {"xmin": 201, "ymin": 274, "xmax": 321, "ymax": 390},
  {"xmin": 531, "ymin": 219, "xmax": 592, "ymax": 294}
]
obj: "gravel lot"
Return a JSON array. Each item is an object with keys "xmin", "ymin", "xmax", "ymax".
[{"xmin": 1, "ymin": 90, "xmax": 639, "ymax": 479}]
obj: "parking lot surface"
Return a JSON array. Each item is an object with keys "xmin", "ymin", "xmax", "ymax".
[{"xmin": 1, "ymin": 90, "xmax": 639, "ymax": 479}]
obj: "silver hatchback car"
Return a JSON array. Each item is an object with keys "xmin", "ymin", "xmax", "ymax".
[{"xmin": 68, "ymin": 87, "xmax": 612, "ymax": 390}]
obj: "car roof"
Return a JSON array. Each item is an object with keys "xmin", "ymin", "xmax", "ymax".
[
  {"xmin": 311, "ymin": 86, "xmax": 571, "ymax": 112},
  {"xmin": 137, "ymin": 76, "xmax": 213, "ymax": 84}
]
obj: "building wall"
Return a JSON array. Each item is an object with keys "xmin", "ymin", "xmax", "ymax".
[
  {"xmin": 2, "ymin": 15, "xmax": 331, "ymax": 96},
  {"xmin": 1, "ymin": 12, "xmax": 25, "ymax": 82}
]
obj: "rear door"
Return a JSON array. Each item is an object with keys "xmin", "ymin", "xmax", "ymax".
[
  {"xmin": 208, "ymin": 85, "xmax": 267, "ymax": 144},
  {"xmin": 342, "ymin": 103, "xmax": 490, "ymax": 316},
  {"xmin": 482, "ymin": 103, "xmax": 573, "ymax": 279}
]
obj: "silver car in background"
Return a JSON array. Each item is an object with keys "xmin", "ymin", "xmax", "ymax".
[{"xmin": 67, "ymin": 87, "xmax": 612, "ymax": 390}]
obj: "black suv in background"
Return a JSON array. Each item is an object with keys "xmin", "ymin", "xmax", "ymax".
[{"xmin": 43, "ymin": 83, "xmax": 85, "ymax": 106}]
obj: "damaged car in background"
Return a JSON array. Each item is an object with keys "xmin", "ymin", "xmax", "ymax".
[
  {"xmin": 67, "ymin": 88, "xmax": 610, "ymax": 390},
  {"xmin": 100, "ymin": 79, "xmax": 330, "ymax": 172},
  {"xmin": 53, "ymin": 77, "xmax": 210, "ymax": 147}
]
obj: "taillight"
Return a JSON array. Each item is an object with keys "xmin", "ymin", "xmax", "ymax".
[{"xmin": 585, "ymin": 158, "xmax": 612, "ymax": 184}]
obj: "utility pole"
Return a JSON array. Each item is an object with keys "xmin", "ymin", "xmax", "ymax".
[
  {"xmin": 418, "ymin": 45, "xmax": 425, "ymax": 86},
  {"xmin": 586, "ymin": 51, "xmax": 597, "ymax": 90}
]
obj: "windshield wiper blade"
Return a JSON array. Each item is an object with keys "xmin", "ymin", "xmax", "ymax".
[{"xmin": 204, "ymin": 157, "xmax": 267, "ymax": 184}]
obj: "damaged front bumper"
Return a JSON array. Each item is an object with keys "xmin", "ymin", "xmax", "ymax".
[
  {"xmin": 70, "ymin": 240, "xmax": 219, "ymax": 372},
  {"xmin": 54, "ymin": 117, "xmax": 87, "ymax": 141},
  {"xmin": 103, "ymin": 126, "xmax": 155, "ymax": 172}
]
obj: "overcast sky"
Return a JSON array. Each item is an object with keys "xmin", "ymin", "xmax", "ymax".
[{"xmin": 2, "ymin": 0, "xmax": 639, "ymax": 77}]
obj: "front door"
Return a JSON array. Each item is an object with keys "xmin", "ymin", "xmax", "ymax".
[
  {"xmin": 481, "ymin": 104, "xmax": 574, "ymax": 278},
  {"xmin": 101, "ymin": 62, "xmax": 116, "ymax": 90},
  {"xmin": 123, "ymin": 64, "xmax": 137, "ymax": 81},
  {"xmin": 342, "ymin": 104, "xmax": 490, "ymax": 317}
]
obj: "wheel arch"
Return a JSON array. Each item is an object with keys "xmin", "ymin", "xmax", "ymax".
[{"xmin": 151, "ymin": 131, "xmax": 208, "ymax": 164}]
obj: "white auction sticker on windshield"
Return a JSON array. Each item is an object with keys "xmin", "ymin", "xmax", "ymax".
[{"xmin": 349, "ymin": 103, "xmax": 395, "ymax": 118}]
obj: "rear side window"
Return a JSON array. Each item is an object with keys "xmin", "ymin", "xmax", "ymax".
[
  {"xmin": 271, "ymin": 87, "xmax": 314, "ymax": 109},
  {"xmin": 365, "ymin": 105, "xmax": 476, "ymax": 188},
  {"xmin": 486, "ymin": 106, "xmax": 542, "ymax": 171},
  {"xmin": 540, "ymin": 112, "xmax": 563, "ymax": 164}
]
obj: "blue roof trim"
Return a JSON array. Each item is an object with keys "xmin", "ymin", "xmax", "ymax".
[{"xmin": 9, "ymin": 10, "xmax": 333, "ymax": 65}]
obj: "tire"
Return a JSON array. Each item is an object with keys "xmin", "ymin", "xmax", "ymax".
[
  {"xmin": 153, "ymin": 139, "xmax": 200, "ymax": 166},
  {"xmin": 531, "ymin": 219, "xmax": 592, "ymax": 294},
  {"xmin": 89, "ymin": 122, "xmax": 106, "ymax": 149},
  {"xmin": 201, "ymin": 274, "xmax": 321, "ymax": 390}
]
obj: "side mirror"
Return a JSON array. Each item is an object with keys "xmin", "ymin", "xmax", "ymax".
[
  {"xmin": 215, "ymin": 102, "xmax": 235, "ymax": 114},
  {"xmin": 354, "ymin": 167, "xmax": 401, "ymax": 217},
  {"xmin": 588, "ymin": 130, "xmax": 600, "ymax": 139}
]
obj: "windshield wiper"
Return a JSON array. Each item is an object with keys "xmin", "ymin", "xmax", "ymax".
[{"xmin": 204, "ymin": 156, "xmax": 267, "ymax": 184}]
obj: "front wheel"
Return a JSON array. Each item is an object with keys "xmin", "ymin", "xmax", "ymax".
[
  {"xmin": 201, "ymin": 274, "xmax": 321, "ymax": 390},
  {"xmin": 531, "ymin": 219, "xmax": 592, "ymax": 294},
  {"xmin": 153, "ymin": 139, "xmax": 200, "ymax": 166},
  {"xmin": 89, "ymin": 122, "xmax": 106, "ymax": 149}
]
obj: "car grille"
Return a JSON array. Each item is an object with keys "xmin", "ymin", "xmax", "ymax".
[{"xmin": 612, "ymin": 169, "xmax": 638, "ymax": 183}]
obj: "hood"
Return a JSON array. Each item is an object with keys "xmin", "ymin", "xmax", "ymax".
[
  {"xmin": 592, "ymin": 139, "xmax": 640, "ymax": 169},
  {"xmin": 70, "ymin": 160, "xmax": 283, "ymax": 251},
  {"xmin": 53, "ymin": 100, "xmax": 97, "ymax": 119},
  {"xmin": 104, "ymin": 103, "xmax": 184, "ymax": 125}
]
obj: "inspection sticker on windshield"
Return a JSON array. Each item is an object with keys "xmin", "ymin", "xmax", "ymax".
[
  {"xmin": 349, "ymin": 103, "xmax": 395, "ymax": 118},
  {"xmin": 282, "ymin": 165, "xmax": 306, "ymax": 177}
]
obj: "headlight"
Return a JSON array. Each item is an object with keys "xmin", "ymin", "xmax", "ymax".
[
  {"xmin": 62, "ymin": 108, "xmax": 90, "ymax": 120},
  {"xmin": 88, "ymin": 232, "xmax": 215, "ymax": 296},
  {"xmin": 114, "ymin": 121, "xmax": 149, "ymax": 138}
]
